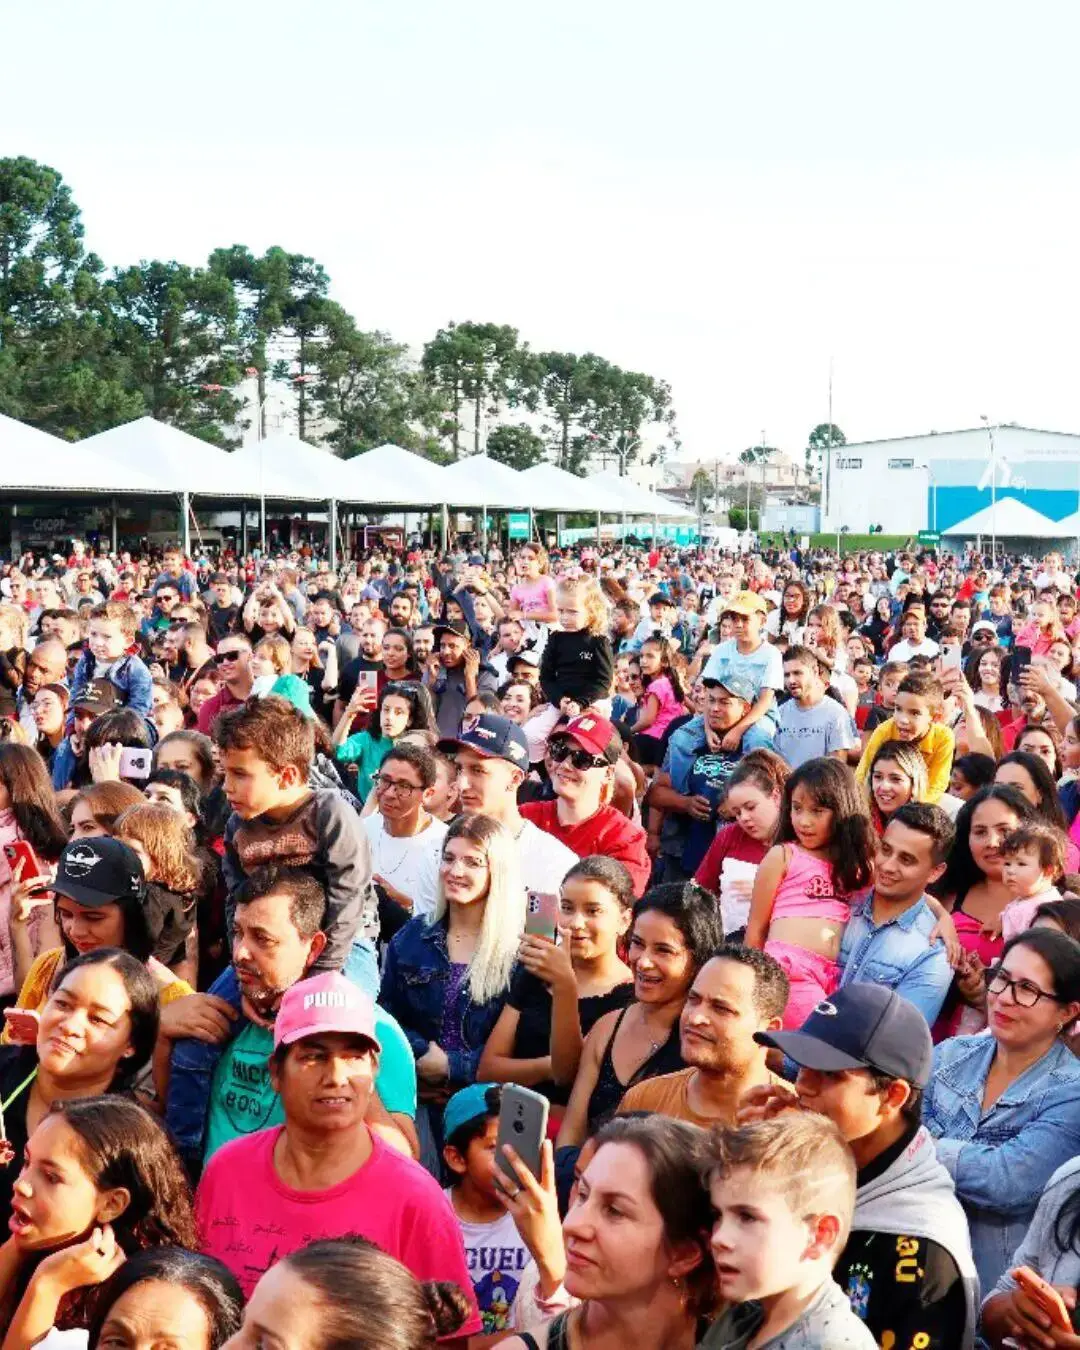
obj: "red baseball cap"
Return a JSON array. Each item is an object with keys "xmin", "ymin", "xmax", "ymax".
[
  {"xmin": 552, "ymin": 712, "xmax": 620, "ymax": 764},
  {"xmin": 273, "ymin": 973, "xmax": 381, "ymax": 1053}
]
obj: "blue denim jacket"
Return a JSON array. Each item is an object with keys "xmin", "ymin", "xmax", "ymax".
[
  {"xmin": 379, "ymin": 915, "xmax": 511, "ymax": 1086},
  {"xmin": 68, "ymin": 649, "xmax": 154, "ymax": 727},
  {"xmin": 661, "ymin": 714, "xmax": 707, "ymax": 793},
  {"xmin": 839, "ymin": 892, "xmax": 953, "ymax": 1027},
  {"xmin": 923, "ymin": 1033, "xmax": 1080, "ymax": 1295}
]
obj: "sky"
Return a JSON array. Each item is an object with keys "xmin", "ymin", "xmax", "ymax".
[{"xmin": 7, "ymin": 1, "xmax": 1080, "ymax": 465}]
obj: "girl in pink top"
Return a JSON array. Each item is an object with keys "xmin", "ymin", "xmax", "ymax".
[
  {"xmin": 745, "ymin": 758, "xmax": 876, "ymax": 1029},
  {"xmin": 509, "ymin": 545, "xmax": 557, "ymax": 625},
  {"xmin": 633, "ymin": 637, "xmax": 686, "ymax": 766}
]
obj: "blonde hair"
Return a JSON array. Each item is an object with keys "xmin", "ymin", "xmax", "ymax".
[
  {"xmin": 0, "ymin": 604, "xmax": 28, "ymax": 650},
  {"xmin": 432, "ymin": 813, "xmax": 525, "ymax": 1005},
  {"xmin": 519, "ymin": 544, "xmax": 550, "ymax": 575},
  {"xmin": 255, "ymin": 634, "xmax": 291, "ymax": 675},
  {"xmin": 114, "ymin": 802, "xmax": 201, "ymax": 893},
  {"xmin": 556, "ymin": 575, "xmax": 609, "ymax": 636},
  {"xmin": 704, "ymin": 1113, "xmax": 857, "ymax": 1256}
]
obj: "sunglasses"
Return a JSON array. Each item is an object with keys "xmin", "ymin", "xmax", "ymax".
[
  {"xmin": 549, "ymin": 741, "xmax": 607, "ymax": 771},
  {"xmin": 214, "ymin": 651, "xmax": 244, "ymax": 665}
]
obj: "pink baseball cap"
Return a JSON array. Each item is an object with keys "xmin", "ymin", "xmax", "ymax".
[{"xmin": 273, "ymin": 972, "xmax": 381, "ymax": 1052}]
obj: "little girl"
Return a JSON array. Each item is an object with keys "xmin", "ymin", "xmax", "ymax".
[
  {"xmin": 539, "ymin": 576, "xmax": 614, "ymax": 717},
  {"xmin": 0, "ymin": 1096, "xmax": 197, "ymax": 1341},
  {"xmin": 509, "ymin": 545, "xmax": 558, "ymax": 627},
  {"xmin": 252, "ymin": 634, "xmax": 314, "ymax": 716},
  {"xmin": 998, "ymin": 822, "xmax": 1066, "ymax": 942},
  {"xmin": 746, "ymin": 758, "xmax": 877, "ymax": 1029},
  {"xmin": 632, "ymin": 637, "xmax": 687, "ymax": 767},
  {"xmin": 114, "ymin": 801, "xmax": 203, "ymax": 984}
]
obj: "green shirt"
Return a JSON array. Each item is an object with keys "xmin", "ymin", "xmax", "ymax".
[
  {"xmin": 203, "ymin": 1004, "xmax": 417, "ymax": 1163},
  {"xmin": 334, "ymin": 730, "xmax": 392, "ymax": 801}
]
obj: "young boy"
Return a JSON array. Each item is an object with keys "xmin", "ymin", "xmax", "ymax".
[
  {"xmin": 67, "ymin": 600, "xmax": 153, "ymax": 729},
  {"xmin": 703, "ymin": 1113, "xmax": 875, "ymax": 1349},
  {"xmin": 863, "ymin": 660, "xmax": 909, "ymax": 737},
  {"xmin": 855, "ymin": 671, "xmax": 954, "ymax": 803},
  {"xmin": 442, "ymin": 1084, "xmax": 530, "ymax": 1336},
  {"xmin": 998, "ymin": 822, "xmax": 1066, "ymax": 941},
  {"xmin": 214, "ymin": 695, "xmax": 378, "ymax": 989},
  {"xmin": 701, "ymin": 591, "xmax": 784, "ymax": 750},
  {"xmin": 773, "ymin": 646, "xmax": 858, "ymax": 770},
  {"xmin": 851, "ymin": 657, "xmax": 876, "ymax": 709}
]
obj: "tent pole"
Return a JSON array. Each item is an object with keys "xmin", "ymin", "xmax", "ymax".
[
  {"xmin": 481, "ymin": 505, "xmax": 488, "ymax": 554},
  {"xmin": 441, "ymin": 503, "xmax": 449, "ymax": 552},
  {"xmin": 328, "ymin": 500, "xmax": 337, "ymax": 571},
  {"xmin": 528, "ymin": 507, "xmax": 534, "ymax": 543},
  {"xmin": 111, "ymin": 498, "xmax": 118, "ymax": 554},
  {"xmin": 181, "ymin": 493, "xmax": 191, "ymax": 558},
  {"xmin": 654, "ymin": 512, "xmax": 659, "ymax": 545},
  {"xmin": 596, "ymin": 511, "xmax": 602, "ymax": 548},
  {"xmin": 241, "ymin": 500, "xmax": 248, "ymax": 557}
]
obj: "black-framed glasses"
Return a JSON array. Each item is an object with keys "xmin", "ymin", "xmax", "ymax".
[
  {"xmin": 214, "ymin": 651, "xmax": 243, "ymax": 665},
  {"xmin": 372, "ymin": 772, "xmax": 422, "ymax": 797},
  {"xmin": 986, "ymin": 966, "xmax": 1064, "ymax": 1008},
  {"xmin": 549, "ymin": 741, "xmax": 607, "ymax": 771}
]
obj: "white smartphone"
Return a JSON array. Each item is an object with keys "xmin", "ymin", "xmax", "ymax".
[
  {"xmin": 940, "ymin": 645, "xmax": 962, "ymax": 673},
  {"xmin": 119, "ymin": 747, "xmax": 152, "ymax": 780},
  {"xmin": 357, "ymin": 670, "xmax": 379, "ymax": 695}
]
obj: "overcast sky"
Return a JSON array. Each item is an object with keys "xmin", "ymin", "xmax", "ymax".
[{"xmin": 7, "ymin": 1, "xmax": 1080, "ymax": 463}]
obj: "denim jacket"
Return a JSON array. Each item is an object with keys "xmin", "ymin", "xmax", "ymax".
[
  {"xmin": 379, "ymin": 915, "xmax": 512, "ymax": 1086},
  {"xmin": 662, "ymin": 714, "xmax": 707, "ymax": 793},
  {"xmin": 68, "ymin": 649, "xmax": 154, "ymax": 727},
  {"xmin": 839, "ymin": 892, "xmax": 953, "ymax": 1027},
  {"xmin": 165, "ymin": 964, "xmax": 242, "ymax": 1177},
  {"xmin": 923, "ymin": 1033, "xmax": 1080, "ymax": 1295}
]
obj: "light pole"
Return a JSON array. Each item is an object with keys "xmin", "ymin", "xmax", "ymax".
[{"xmin": 981, "ymin": 414, "xmax": 997, "ymax": 567}]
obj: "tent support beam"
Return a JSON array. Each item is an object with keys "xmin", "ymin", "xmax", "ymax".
[
  {"xmin": 328, "ymin": 500, "xmax": 337, "ymax": 571},
  {"xmin": 181, "ymin": 492, "xmax": 190, "ymax": 558},
  {"xmin": 596, "ymin": 510, "xmax": 602, "ymax": 548},
  {"xmin": 241, "ymin": 500, "xmax": 248, "ymax": 557},
  {"xmin": 111, "ymin": 498, "xmax": 118, "ymax": 554},
  {"xmin": 441, "ymin": 503, "xmax": 449, "ymax": 552}
]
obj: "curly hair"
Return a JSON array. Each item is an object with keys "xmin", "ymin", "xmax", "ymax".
[
  {"xmin": 114, "ymin": 801, "xmax": 202, "ymax": 893},
  {"xmin": 776, "ymin": 757, "xmax": 875, "ymax": 895}
]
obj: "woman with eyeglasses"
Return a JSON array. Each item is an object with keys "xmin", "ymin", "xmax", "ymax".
[{"xmin": 923, "ymin": 927, "xmax": 1080, "ymax": 1297}]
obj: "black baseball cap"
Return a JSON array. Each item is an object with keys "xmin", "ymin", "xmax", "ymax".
[
  {"xmin": 51, "ymin": 837, "xmax": 146, "ymax": 909},
  {"xmin": 439, "ymin": 713, "xmax": 529, "ymax": 768},
  {"xmin": 434, "ymin": 622, "xmax": 471, "ymax": 644},
  {"xmin": 755, "ymin": 983, "xmax": 933, "ymax": 1088},
  {"xmin": 71, "ymin": 678, "xmax": 119, "ymax": 717}
]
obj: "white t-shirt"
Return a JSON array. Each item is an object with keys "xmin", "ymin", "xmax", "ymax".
[
  {"xmin": 445, "ymin": 1189, "xmax": 531, "ymax": 1335},
  {"xmin": 363, "ymin": 813, "xmax": 447, "ymax": 918},
  {"xmin": 516, "ymin": 818, "xmax": 579, "ymax": 895},
  {"xmin": 888, "ymin": 636, "xmax": 940, "ymax": 662}
]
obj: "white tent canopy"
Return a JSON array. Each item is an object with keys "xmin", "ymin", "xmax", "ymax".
[
  {"xmin": 518, "ymin": 462, "xmax": 617, "ymax": 512},
  {"xmin": 339, "ymin": 443, "xmax": 451, "ymax": 506},
  {"xmin": 591, "ymin": 470, "xmax": 696, "ymax": 520},
  {"xmin": 439, "ymin": 455, "xmax": 530, "ymax": 508},
  {"xmin": 0, "ymin": 415, "xmax": 164, "ymax": 494},
  {"xmin": 945, "ymin": 498, "xmax": 1064, "ymax": 539},
  {"xmin": 230, "ymin": 434, "xmax": 340, "ymax": 501},
  {"xmin": 81, "ymin": 418, "xmax": 270, "ymax": 499}
]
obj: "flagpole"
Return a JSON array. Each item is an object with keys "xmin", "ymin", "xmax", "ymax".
[{"xmin": 981, "ymin": 415, "xmax": 996, "ymax": 567}]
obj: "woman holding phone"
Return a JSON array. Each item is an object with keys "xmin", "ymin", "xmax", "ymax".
[{"xmin": 479, "ymin": 857, "xmax": 635, "ymax": 1112}]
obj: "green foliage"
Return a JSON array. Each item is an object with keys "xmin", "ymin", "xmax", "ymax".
[
  {"xmin": 728, "ymin": 506, "xmax": 759, "ymax": 531},
  {"xmin": 689, "ymin": 466, "xmax": 714, "ymax": 512},
  {"xmin": 0, "ymin": 155, "xmax": 681, "ymax": 461},
  {"xmin": 486, "ymin": 423, "xmax": 546, "ymax": 471}
]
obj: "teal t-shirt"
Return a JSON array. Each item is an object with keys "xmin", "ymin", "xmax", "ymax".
[
  {"xmin": 334, "ymin": 731, "xmax": 391, "ymax": 801},
  {"xmin": 203, "ymin": 1003, "xmax": 417, "ymax": 1162}
]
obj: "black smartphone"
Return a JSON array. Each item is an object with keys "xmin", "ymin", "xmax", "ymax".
[{"xmin": 1012, "ymin": 644, "xmax": 1033, "ymax": 684}]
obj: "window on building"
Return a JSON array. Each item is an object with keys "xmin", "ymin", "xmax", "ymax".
[
  {"xmin": 888, "ymin": 457, "xmax": 915, "ymax": 469},
  {"xmin": 838, "ymin": 457, "xmax": 862, "ymax": 470}
]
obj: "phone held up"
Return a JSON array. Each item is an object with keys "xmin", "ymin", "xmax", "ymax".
[
  {"xmin": 525, "ymin": 890, "xmax": 559, "ymax": 943},
  {"xmin": 496, "ymin": 1084, "xmax": 550, "ymax": 1188}
]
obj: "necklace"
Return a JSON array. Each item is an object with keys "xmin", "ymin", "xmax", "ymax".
[{"xmin": 375, "ymin": 831, "xmax": 416, "ymax": 879}]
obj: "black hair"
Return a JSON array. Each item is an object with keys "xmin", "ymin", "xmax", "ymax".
[
  {"xmin": 369, "ymin": 680, "xmax": 437, "ymax": 738},
  {"xmin": 382, "ymin": 740, "xmax": 437, "ymax": 790},
  {"xmin": 1035, "ymin": 897, "xmax": 1080, "ymax": 942},
  {"xmin": 233, "ymin": 864, "xmax": 327, "ymax": 940},
  {"xmin": 934, "ymin": 784, "xmax": 1038, "ymax": 903},
  {"xmin": 888, "ymin": 802, "xmax": 956, "ymax": 865},
  {"xmin": 0, "ymin": 742, "xmax": 68, "ymax": 858},
  {"xmin": 707, "ymin": 943, "xmax": 789, "ymax": 1021},
  {"xmin": 51, "ymin": 950, "xmax": 160, "ymax": 1093},
  {"xmin": 631, "ymin": 881, "xmax": 726, "ymax": 975},
  {"xmin": 446, "ymin": 1084, "xmax": 502, "ymax": 1155},
  {"xmin": 866, "ymin": 1067, "xmax": 924, "ymax": 1128},
  {"xmin": 84, "ymin": 710, "xmax": 153, "ymax": 755},
  {"xmin": 146, "ymin": 767, "xmax": 203, "ymax": 820},
  {"xmin": 55, "ymin": 864, "xmax": 154, "ymax": 966},
  {"xmin": 997, "ymin": 751, "xmax": 1070, "ymax": 832},
  {"xmin": 153, "ymin": 729, "xmax": 216, "ymax": 792},
  {"xmin": 562, "ymin": 855, "xmax": 635, "ymax": 910},
  {"xmin": 997, "ymin": 927, "xmax": 1080, "ymax": 1006},
  {"xmin": 88, "ymin": 1249, "xmax": 243, "ymax": 1350},
  {"xmin": 951, "ymin": 752, "xmax": 996, "ymax": 793},
  {"xmin": 777, "ymin": 758, "xmax": 875, "ymax": 895}
]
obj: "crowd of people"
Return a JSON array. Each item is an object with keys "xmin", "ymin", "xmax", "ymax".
[{"xmin": 0, "ymin": 533, "xmax": 1079, "ymax": 1346}]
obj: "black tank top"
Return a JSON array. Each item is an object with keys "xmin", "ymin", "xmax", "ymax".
[
  {"xmin": 517, "ymin": 1312, "xmax": 571, "ymax": 1350},
  {"xmin": 586, "ymin": 1004, "xmax": 684, "ymax": 1129}
]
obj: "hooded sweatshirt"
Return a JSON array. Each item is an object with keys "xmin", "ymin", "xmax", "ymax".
[{"xmin": 836, "ymin": 1125, "xmax": 978, "ymax": 1350}]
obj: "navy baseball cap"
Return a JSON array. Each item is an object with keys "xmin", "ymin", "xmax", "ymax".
[
  {"xmin": 755, "ymin": 983, "xmax": 933, "ymax": 1088},
  {"xmin": 51, "ymin": 837, "xmax": 146, "ymax": 910},
  {"xmin": 439, "ymin": 713, "xmax": 530, "ymax": 768}
]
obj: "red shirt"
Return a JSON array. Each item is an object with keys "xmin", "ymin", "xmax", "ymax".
[
  {"xmin": 520, "ymin": 800, "xmax": 651, "ymax": 897},
  {"xmin": 196, "ymin": 684, "xmax": 244, "ymax": 736},
  {"xmin": 694, "ymin": 823, "xmax": 767, "ymax": 894}
]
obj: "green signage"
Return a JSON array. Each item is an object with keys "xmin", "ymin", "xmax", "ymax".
[
  {"xmin": 508, "ymin": 512, "xmax": 530, "ymax": 540},
  {"xmin": 917, "ymin": 530, "xmax": 941, "ymax": 544}
]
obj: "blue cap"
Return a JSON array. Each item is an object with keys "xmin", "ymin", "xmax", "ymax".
[
  {"xmin": 444, "ymin": 1083, "xmax": 498, "ymax": 1143},
  {"xmin": 755, "ymin": 983, "xmax": 933, "ymax": 1088},
  {"xmin": 438, "ymin": 712, "xmax": 529, "ymax": 768},
  {"xmin": 703, "ymin": 671, "xmax": 757, "ymax": 703}
]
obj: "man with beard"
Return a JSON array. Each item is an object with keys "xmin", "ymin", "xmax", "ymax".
[
  {"xmin": 617, "ymin": 945, "xmax": 788, "ymax": 1127},
  {"xmin": 16, "ymin": 638, "xmax": 68, "ymax": 739},
  {"xmin": 334, "ymin": 614, "xmax": 387, "ymax": 725},
  {"xmin": 160, "ymin": 865, "xmax": 417, "ymax": 1172}
]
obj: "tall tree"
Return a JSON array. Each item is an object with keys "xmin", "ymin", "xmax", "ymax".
[
  {"xmin": 422, "ymin": 321, "xmax": 520, "ymax": 457},
  {"xmin": 806, "ymin": 422, "xmax": 845, "ymax": 478},
  {"xmin": 109, "ymin": 260, "xmax": 243, "ymax": 444},
  {"xmin": 520, "ymin": 350, "xmax": 598, "ymax": 472},
  {"xmin": 584, "ymin": 361, "xmax": 677, "ymax": 476},
  {"xmin": 485, "ymin": 422, "xmax": 546, "ymax": 471}
]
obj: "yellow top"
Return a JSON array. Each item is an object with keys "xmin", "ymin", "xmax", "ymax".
[
  {"xmin": 855, "ymin": 718, "xmax": 956, "ymax": 803},
  {"xmin": 2, "ymin": 947, "xmax": 193, "ymax": 1044}
]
